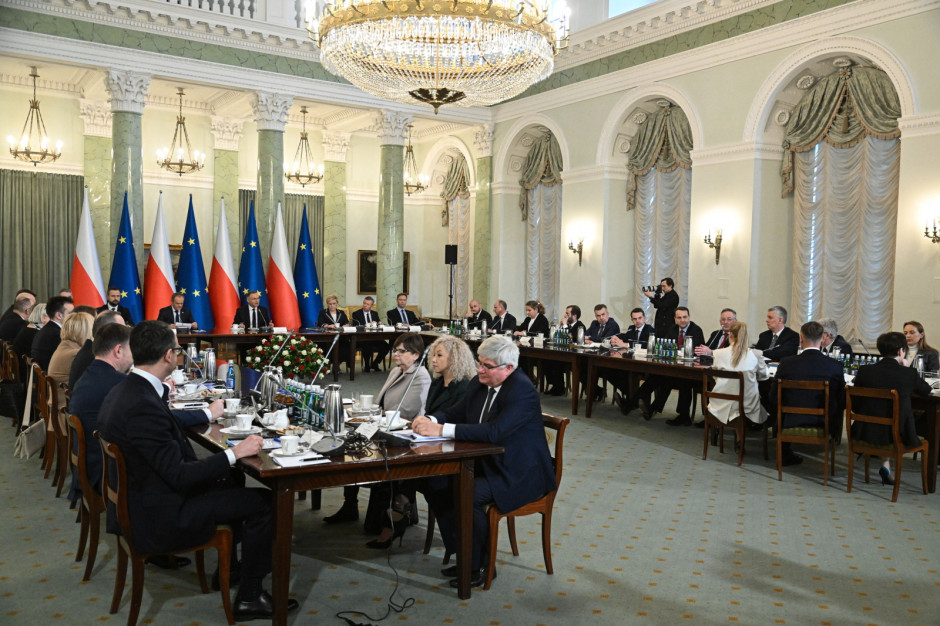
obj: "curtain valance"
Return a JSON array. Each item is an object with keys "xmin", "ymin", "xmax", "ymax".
[
  {"xmin": 440, "ymin": 155, "xmax": 471, "ymax": 226},
  {"xmin": 781, "ymin": 66, "xmax": 901, "ymax": 196},
  {"xmin": 519, "ymin": 133, "xmax": 563, "ymax": 221},
  {"xmin": 626, "ymin": 105, "xmax": 693, "ymax": 211}
]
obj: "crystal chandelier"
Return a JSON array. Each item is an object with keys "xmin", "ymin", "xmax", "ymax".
[
  {"xmin": 403, "ymin": 124, "xmax": 428, "ymax": 196},
  {"xmin": 306, "ymin": 1, "xmax": 570, "ymax": 114},
  {"xmin": 157, "ymin": 88, "xmax": 205, "ymax": 176},
  {"xmin": 8, "ymin": 67, "xmax": 62, "ymax": 166},
  {"xmin": 285, "ymin": 106, "xmax": 324, "ymax": 186}
]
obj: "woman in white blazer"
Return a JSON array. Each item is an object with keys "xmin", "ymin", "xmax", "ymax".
[{"xmin": 707, "ymin": 322, "xmax": 770, "ymax": 424}]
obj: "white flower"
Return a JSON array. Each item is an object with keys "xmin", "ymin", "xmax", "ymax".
[
  {"xmin": 283, "ymin": 360, "xmax": 291, "ymax": 367},
  {"xmin": 300, "ymin": 349, "xmax": 308, "ymax": 356}
]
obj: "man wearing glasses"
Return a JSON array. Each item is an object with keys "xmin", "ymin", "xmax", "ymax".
[{"xmin": 413, "ymin": 335, "xmax": 555, "ymax": 589}]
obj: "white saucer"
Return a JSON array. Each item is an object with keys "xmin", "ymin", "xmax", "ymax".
[
  {"xmin": 220, "ymin": 426, "xmax": 262, "ymax": 435},
  {"xmin": 270, "ymin": 448, "xmax": 309, "ymax": 458}
]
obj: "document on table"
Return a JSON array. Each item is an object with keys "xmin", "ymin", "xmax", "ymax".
[{"xmin": 395, "ymin": 429, "xmax": 449, "ymax": 442}]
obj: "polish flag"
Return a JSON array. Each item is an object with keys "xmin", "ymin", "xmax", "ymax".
[
  {"xmin": 208, "ymin": 199, "xmax": 240, "ymax": 331},
  {"xmin": 144, "ymin": 191, "xmax": 175, "ymax": 320},
  {"xmin": 69, "ymin": 188, "xmax": 106, "ymax": 308},
  {"xmin": 266, "ymin": 203, "xmax": 301, "ymax": 329}
]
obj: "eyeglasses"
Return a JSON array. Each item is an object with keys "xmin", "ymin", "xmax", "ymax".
[
  {"xmin": 172, "ymin": 346, "xmax": 185, "ymax": 355},
  {"xmin": 392, "ymin": 349, "xmax": 411, "ymax": 355},
  {"xmin": 477, "ymin": 360, "xmax": 507, "ymax": 371}
]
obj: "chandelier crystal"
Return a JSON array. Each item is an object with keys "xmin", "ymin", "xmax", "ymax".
[
  {"xmin": 157, "ymin": 88, "xmax": 205, "ymax": 176},
  {"xmin": 403, "ymin": 124, "xmax": 428, "ymax": 196},
  {"xmin": 285, "ymin": 106, "xmax": 324, "ymax": 186},
  {"xmin": 8, "ymin": 67, "xmax": 62, "ymax": 166},
  {"xmin": 307, "ymin": 0, "xmax": 570, "ymax": 114}
]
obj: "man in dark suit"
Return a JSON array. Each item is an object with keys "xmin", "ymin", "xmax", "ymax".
[
  {"xmin": 0, "ymin": 294, "xmax": 33, "ymax": 342},
  {"xmin": 413, "ymin": 335, "xmax": 555, "ymax": 588},
  {"xmin": 232, "ymin": 290, "xmax": 271, "ymax": 329},
  {"xmin": 584, "ymin": 304, "xmax": 621, "ymax": 344},
  {"xmin": 97, "ymin": 321, "xmax": 294, "ymax": 620},
  {"xmin": 487, "ymin": 299, "xmax": 516, "ymax": 335},
  {"xmin": 637, "ymin": 307, "xmax": 706, "ymax": 425},
  {"xmin": 69, "ymin": 310, "xmax": 125, "ymax": 390},
  {"xmin": 753, "ymin": 306, "xmax": 800, "ymax": 361},
  {"xmin": 0, "ymin": 288, "xmax": 36, "ymax": 323},
  {"xmin": 352, "ymin": 296, "xmax": 388, "ymax": 371},
  {"xmin": 465, "ymin": 299, "xmax": 493, "ymax": 330},
  {"xmin": 608, "ymin": 308, "xmax": 655, "ymax": 413},
  {"xmin": 643, "ymin": 277, "xmax": 679, "ymax": 335},
  {"xmin": 694, "ymin": 308, "xmax": 738, "ymax": 357},
  {"xmin": 31, "ymin": 295, "xmax": 74, "ymax": 371},
  {"xmin": 770, "ymin": 321, "xmax": 847, "ymax": 466},
  {"xmin": 818, "ymin": 318, "xmax": 853, "ymax": 358},
  {"xmin": 97, "ymin": 286, "xmax": 133, "ymax": 324},
  {"xmin": 157, "ymin": 292, "xmax": 197, "ymax": 329},
  {"xmin": 386, "ymin": 292, "xmax": 420, "ymax": 326}
]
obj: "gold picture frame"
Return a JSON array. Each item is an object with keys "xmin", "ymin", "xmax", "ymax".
[{"xmin": 357, "ymin": 250, "xmax": 410, "ymax": 295}]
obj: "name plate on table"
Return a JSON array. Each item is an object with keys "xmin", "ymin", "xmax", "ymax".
[
  {"xmin": 408, "ymin": 325, "xmax": 422, "ymax": 332},
  {"xmin": 381, "ymin": 325, "xmax": 396, "ymax": 332},
  {"xmin": 341, "ymin": 326, "xmax": 357, "ymax": 333},
  {"xmin": 272, "ymin": 326, "xmax": 288, "ymax": 333}
]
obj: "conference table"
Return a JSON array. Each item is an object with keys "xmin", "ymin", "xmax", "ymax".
[{"xmin": 189, "ymin": 422, "xmax": 504, "ymax": 625}]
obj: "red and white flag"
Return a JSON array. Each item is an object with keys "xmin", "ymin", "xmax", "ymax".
[
  {"xmin": 69, "ymin": 188, "xmax": 106, "ymax": 308},
  {"xmin": 144, "ymin": 191, "xmax": 175, "ymax": 320},
  {"xmin": 208, "ymin": 198, "xmax": 240, "ymax": 331},
  {"xmin": 266, "ymin": 202, "xmax": 301, "ymax": 329}
]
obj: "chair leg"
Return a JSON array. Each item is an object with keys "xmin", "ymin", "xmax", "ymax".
[
  {"xmin": 55, "ymin": 437, "xmax": 68, "ymax": 496},
  {"xmin": 507, "ymin": 517, "xmax": 520, "ymax": 557},
  {"xmin": 846, "ymin": 445, "xmax": 855, "ymax": 494},
  {"xmin": 76, "ymin": 505, "xmax": 89, "ymax": 562},
  {"xmin": 735, "ymin": 421, "xmax": 745, "ymax": 466},
  {"xmin": 423, "ymin": 510, "xmax": 436, "ymax": 555},
  {"xmin": 217, "ymin": 535, "xmax": 235, "ymax": 626},
  {"xmin": 891, "ymin": 455, "xmax": 902, "ymax": 503},
  {"xmin": 540, "ymin": 512, "xmax": 554, "ymax": 575},
  {"xmin": 484, "ymin": 515, "xmax": 499, "ymax": 591},
  {"xmin": 110, "ymin": 545, "xmax": 128, "ymax": 614},
  {"xmin": 864, "ymin": 455, "xmax": 870, "ymax": 484},
  {"xmin": 128, "ymin": 555, "xmax": 146, "ymax": 626},
  {"xmin": 822, "ymin": 439, "xmax": 829, "ymax": 487},
  {"xmin": 702, "ymin": 422, "xmax": 710, "ymax": 460},
  {"xmin": 776, "ymin": 437, "xmax": 783, "ymax": 481},
  {"xmin": 83, "ymin": 511, "xmax": 101, "ymax": 582},
  {"xmin": 920, "ymin": 445, "xmax": 929, "ymax": 495},
  {"xmin": 195, "ymin": 549, "xmax": 209, "ymax": 594},
  {"xmin": 43, "ymin": 430, "xmax": 55, "ymax": 478}
]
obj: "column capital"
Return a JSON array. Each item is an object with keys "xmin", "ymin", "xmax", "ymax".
[
  {"xmin": 375, "ymin": 110, "xmax": 412, "ymax": 146},
  {"xmin": 211, "ymin": 116, "xmax": 244, "ymax": 151},
  {"xmin": 473, "ymin": 124, "xmax": 495, "ymax": 157},
  {"xmin": 322, "ymin": 131, "xmax": 351, "ymax": 162},
  {"xmin": 105, "ymin": 70, "xmax": 151, "ymax": 114},
  {"xmin": 79, "ymin": 99, "xmax": 112, "ymax": 137},
  {"xmin": 251, "ymin": 92, "xmax": 293, "ymax": 131}
]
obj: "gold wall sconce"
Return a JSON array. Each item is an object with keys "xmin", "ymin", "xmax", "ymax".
[
  {"xmin": 925, "ymin": 219, "xmax": 940, "ymax": 244},
  {"xmin": 568, "ymin": 237, "xmax": 584, "ymax": 266},
  {"xmin": 704, "ymin": 229, "xmax": 722, "ymax": 264}
]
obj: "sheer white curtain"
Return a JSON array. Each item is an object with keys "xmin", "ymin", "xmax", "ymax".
[
  {"xmin": 633, "ymin": 167, "xmax": 691, "ymax": 316},
  {"xmin": 446, "ymin": 194, "xmax": 472, "ymax": 314},
  {"xmin": 525, "ymin": 183, "xmax": 562, "ymax": 319},
  {"xmin": 791, "ymin": 136, "xmax": 899, "ymax": 342}
]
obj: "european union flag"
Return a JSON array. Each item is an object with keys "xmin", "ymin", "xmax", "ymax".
[
  {"xmin": 293, "ymin": 205, "xmax": 322, "ymax": 328},
  {"xmin": 237, "ymin": 200, "xmax": 268, "ymax": 308},
  {"xmin": 175, "ymin": 195, "xmax": 214, "ymax": 331},
  {"xmin": 107, "ymin": 191, "xmax": 143, "ymax": 324}
]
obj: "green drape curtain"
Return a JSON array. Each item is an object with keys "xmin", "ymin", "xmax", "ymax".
[
  {"xmin": 626, "ymin": 105, "xmax": 693, "ymax": 211},
  {"xmin": 238, "ymin": 190, "xmax": 325, "ymax": 286},
  {"xmin": 440, "ymin": 155, "xmax": 470, "ymax": 227},
  {"xmin": 0, "ymin": 169, "xmax": 84, "ymax": 305},
  {"xmin": 781, "ymin": 66, "xmax": 901, "ymax": 196},
  {"xmin": 519, "ymin": 133, "xmax": 563, "ymax": 221}
]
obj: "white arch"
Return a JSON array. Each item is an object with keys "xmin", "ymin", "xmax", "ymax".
[
  {"xmin": 744, "ymin": 35, "xmax": 916, "ymax": 143},
  {"xmin": 493, "ymin": 113, "xmax": 570, "ymax": 184},
  {"xmin": 595, "ymin": 82, "xmax": 703, "ymax": 167},
  {"xmin": 420, "ymin": 135, "xmax": 476, "ymax": 188}
]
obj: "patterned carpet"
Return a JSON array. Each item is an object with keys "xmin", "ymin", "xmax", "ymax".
[{"xmin": 3, "ymin": 368, "xmax": 939, "ymax": 624}]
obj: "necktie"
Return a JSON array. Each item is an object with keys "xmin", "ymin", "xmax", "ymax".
[
  {"xmin": 599, "ymin": 323, "xmax": 605, "ymax": 337},
  {"xmin": 251, "ymin": 308, "xmax": 256, "ymax": 328},
  {"xmin": 480, "ymin": 388, "xmax": 496, "ymax": 423},
  {"xmin": 678, "ymin": 329, "xmax": 685, "ymax": 345},
  {"xmin": 174, "ymin": 309, "xmax": 180, "ymax": 324},
  {"xmin": 400, "ymin": 308, "xmax": 407, "ymax": 324},
  {"xmin": 769, "ymin": 334, "xmax": 778, "ymax": 349},
  {"xmin": 720, "ymin": 331, "xmax": 728, "ymax": 348}
]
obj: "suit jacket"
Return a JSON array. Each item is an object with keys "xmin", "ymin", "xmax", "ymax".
[
  {"xmin": 232, "ymin": 304, "xmax": 271, "ymax": 328},
  {"xmin": 387, "ymin": 307, "xmax": 420, "ymax": 326},
  {"xmin": 434, "ymin": 369, "xmax": 555, "ymax": 514},
  {"xmin": 489, "ymin": 312, "xmax": 517, "ymax": 335},
  {"xmin": 351, "ymin": 308, "xmax": 380, "ymax": 325},
  {"xmin": 704, "ymin": 328, "xmax": 733, "ymax": 351},
  {"xmin": 617, "ymin": 323, "xmax": 654, "ymax": 344},
  {"xmin": 586, "ymin": 318, "xmax": 621, "ymax": 342},
  {"xmin": 12, "ymin": 324, "xmax": 38, "ymax": 380},
  {"xmin": 664, "ymin": 321, "xmax": 705, "ymax": 348},
  {"xmin": 97, "ymin": 372, "xmax": 231, "ymax": 553},
  {"xmin": 771, "ymin": 348, "xmax": 846, "ymax": 436},
  {"xmin": 822, "ymin": 335, "xmax": 853, "ymax": 359},
  {"xmin": 563, "ymin": 320, "xmax": 586, "ymax": 341},
  {"xmin": 97, "ymin": 304, "xmax": 133, "ymax": 324},
  {"xmin": 649, "ymin": 290, "xmax": 679, "ymax": 334},
  {"xmin": 47, "ymin": 338, "xmax": 83, "ymax": 387},
  {"xmin": 754, "ymin": 326, "xmax": 800, "ymax": 362},
  {"xmin": 376, "ymin": 362, "xmax": 430, "ymax": 418},
  {"xmin": 68, "ymin": 339, "xmax": 95, "ymax": 390},
  {"xmin": 851, "ymin": 358, "xmax": 931, "ymax": 448},
  {"xmin": 317, "ymin": 308, "xmax": 349, "ymax": 327},
  {"xmin": 465, "ymin": 310, "xmax": 493, "ymax": 330},
  {"xmin": 908, "ymin": 347, "xmax": 940, "ymax": 372},
  {"xmin": 0, "ymin": 313, "xmax": 27, "ymax": 342},
  {"xmin": 31, "ymin": 322, "xmax": 62, "ymax": 371},
  {"xmin": 517, "ymin": 313, "xmax": 550, "ymax": 336},
  {"xmin": 157, "ymin": 306, "xmax": 195, "ymax": 325}
]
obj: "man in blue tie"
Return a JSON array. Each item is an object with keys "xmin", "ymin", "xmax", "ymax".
[{"xmin": 387, "ymin": 292, "xmax": 419, "ymax": 326}]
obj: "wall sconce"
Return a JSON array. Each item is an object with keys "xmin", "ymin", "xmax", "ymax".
[
  {"xmin": 704, "ymin": 229, "xmax": 722, "ymax": 264},
  {"xmin": 568, "ymin": 237, "xmax": 584, "ymax": 266},
  {"xmin": 925, "ymin": 218, "xmax": 940, "ymax": 244}
]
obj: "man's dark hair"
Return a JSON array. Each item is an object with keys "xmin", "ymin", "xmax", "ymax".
[
  {"xmin": 631, "ymin": 307, "xmax": 644, "ymax": 315},
  {"xmin": 246, "ymin": 290, "xmax": 261, "ymax": 298},
  {"xmin": 46, "ymin": 296, "xmax": 73, "ymax": 319},
  {"xmin": 393, "ymin": 333, "xmax": 425, "ymax": 356},
  {"xmin": 568, "ymin": 305, "xmax": 581, "ymax": 318},
  {"xmin": 13, "ymin": 296, "xmax": 33, "ymax": 314},
  {"xmin": 594, "ymin": 304, "xmax": 608, "ymax": 312},
  {"xmin": 721, "ymin": 308, "xmax": 737, "ymax": 316},
  {"xmin": 172, "ymin": 291, "xmax": 185, "ymax": 300},
  {"xmin": 73, "ymin": 305, "xmax": 97, "ymax": 316},
  {"xmin": 677, "ymin": 306, "xmax": 690, "ymax": 314},
  {"xmin": 800, "ymin": 321, "xmax": 824, "ymax": 344},
  {"xmin": 363, "ymin": 296, "xmax": 375, "ymax": 304},
  {"xmin": 14, "ymin": 288, "xmax": 36, "ymax": 301},
  {"xmin": 93, "ymin": 310, "xmax": 124, "ymax": 336},
  {"xmin": 396, "ymin": 292, "xmax": 407, "ymax": 300},
  {"xmin": 93, "ymin": 324, "xmax": 132, "ymax": 357},
  {"xmin": 497, "ymin": 299, "xmax": 508, "ymax": 310},
  {"xmin": 661, "ymin": 277, "xmax": 675, "ymax": 288},
  {"xmin": 107, "ymin": 286, "xmax": 120, "ymax": 294},
  {"xmin": 876, "ymin": 332, "xmax": 907, "ymax": 357},
  {"xmin": 129, "ymin": 320, "xmax": 176, "ymax": 366}
]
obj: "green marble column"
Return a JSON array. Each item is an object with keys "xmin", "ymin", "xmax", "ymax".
[
  {"xmin": 323, "ymin": 161, "xmax": 347, "ymax": 299},
  {"xmin": 251, "ymin": 92, "xmax": 292, "ymax": 267},
  {"xmin": 376, "ymin": 111, "xmax": 410, "ymax": 313},
  {"xmin": 83, "ymin": 135, "xmax": 112, "ymax": 279},
  {"xmin": 473, "ymin": 126, "xmax": 494, "ymax": 305},
  {"xmin": 211, "ymin": 116, "xmax": 244, "ymax": 264},
  {"xmin": 105, "ymin": 70, "xmax": 150, "ymax": 270}
]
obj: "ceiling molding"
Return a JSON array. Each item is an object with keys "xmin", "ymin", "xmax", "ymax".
[
  {"xmin": 0, "ymin": 160, "xmax": 82, "ymax": 175},
  {"xmin": 898, "ymin": 113, "xmax": 940, "ymax": 139},
  {"xmin": 691, "ymin": 141, "xmax": 784, "ymax": 167}
]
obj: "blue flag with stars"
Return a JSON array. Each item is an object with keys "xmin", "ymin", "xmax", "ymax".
[
  {"xmin": 107, "ymin": 191, "xmax": 144, "ymax": 324},
  {"xmin": 175, "ymin": 195, "xmax": 214, "ymax": 331},
  {"xmin": 237, "ymin": 200, "xmax": 268, "ymax": 308},
  {"xmin": 293, "ymin": 205, "xmax": 322, "ymax": 328}
]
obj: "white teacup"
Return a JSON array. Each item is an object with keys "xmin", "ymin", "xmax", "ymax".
[
  {"xmin": 280, "ymin": 434, "xmax": 299, "ymax": 454},
  {"xmin": 384, "ymin": 410, "xmax": 402, "ymax": 429},
  {"xmin": 602, "ymin": 339, "xmax": 612, "ymax": 348},
  {"xmin": 235, "ymin": 413, "xmax": 253, "ymax": 431},
  {"xmin": 360, "ymin": 394, "xmax": 373, "ymax": 408},
  {"xmin": 183, "ymin": 383, "xmax": 199, "ymax": 396},
  {"xmin": 171, "ymin": 369, "xmax": 186, "ymax": 385},
  {"xmin": 224, "ymin": 398, "xmax": 240, "ymax": 413}
]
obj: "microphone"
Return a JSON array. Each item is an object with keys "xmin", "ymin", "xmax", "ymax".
[
  {"xmin": 858, "ymin": 340, "xmax": 874, "ymax": 356},
  {"xmin": 386, "ymin": 345, "xmax": 431, "ymax": 433},
  {"xmin": 311, "ymin": 334, "xmax": 340, "ymax": 383},
  {"xmin": 265, "ymin": 329, "xmax": 296, "ymax": 369},
  {"xmin": 258, "ymin": 307, "xmax": 269, "ymax": 328}
]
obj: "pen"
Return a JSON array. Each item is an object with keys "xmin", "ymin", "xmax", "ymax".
[{"xmin": 301, "ymin": 457, "xmax": 326, "ymax": 463}]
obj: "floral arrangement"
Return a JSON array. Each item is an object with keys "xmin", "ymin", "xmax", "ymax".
[{"xmin": 245, "ymin": 335, "xmax": 330, "ymax": 381}]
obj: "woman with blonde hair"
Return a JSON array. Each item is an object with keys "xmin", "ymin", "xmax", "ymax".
[
  {"xmin": 424, "ymin": 335, "xmax": 477, "ymax": 414},
  {"xmin": 514, "ymin": 300, "xmax": 550, "ymax": 336},
  {"xmin": 47, "ymin": 311, "xmax": 94, "ymax": 386},
  {"xmin": 703, "ymin": 321, "xmax": 769, "ymax": 425}
]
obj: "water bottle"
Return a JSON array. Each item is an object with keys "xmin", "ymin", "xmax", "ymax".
[
  {"xmin": 576, "ymin": 326, "xmax": 585, "ymax": 346},
  {"xmin": 481, "ymin": 320, "xmax": 487, "ymax": 335},
  {"xmin": 915, "ymin": 353, "xmax": 925, "ymax": 378},
  {"xmin": 647, "ymin": 334, "xmax": 655, "ymax": 354},
  {"xmin": 684, "ymin": 336, "xmax": 693, "ymax": 359},
  {"xmin": 225, "ymin": 360, "xmax": 236, "ymax": 391}
]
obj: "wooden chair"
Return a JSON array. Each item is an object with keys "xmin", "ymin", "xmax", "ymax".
[
  {"xmin": 776, "ymin": 379, "xmax": 835, "ymax": 484},
  {"xmin": 96, "ymin": 433, "xmax": 235, "ymax": 626},
  {"xmin": 45, "ymin": 377, "xmax": 69, "ymax": 496},
  {"xmin": 701, "ymin": 369, "xmax": 769, "ymax": 466},
  {"xmin": 845, "ymin": 386, "xmax": 929, "ymax": 503},
  {"xmin": 31, "ymin": 363, "xmax": 58, "ymax": 477},
  {"xmin": 68, "ymin": 415, "xmax": 105, "ymax": 580}
]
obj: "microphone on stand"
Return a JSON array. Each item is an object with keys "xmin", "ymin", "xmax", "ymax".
[
  {"xmin": 375, "ymin": 345, "xmax": 431, "ymax": 448},
  {"xmin": 311, "ymin": 334, "xmax": 340, "ymax": 383}
]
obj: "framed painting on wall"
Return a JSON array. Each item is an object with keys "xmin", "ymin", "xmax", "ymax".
[{"xmin": 357, "ymin": 250, "xmax": 410, "ymax": 295}]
